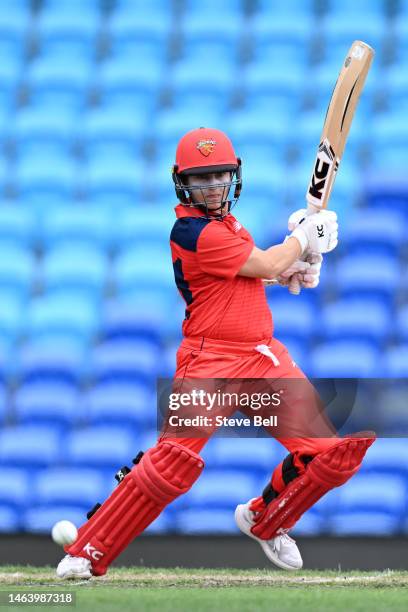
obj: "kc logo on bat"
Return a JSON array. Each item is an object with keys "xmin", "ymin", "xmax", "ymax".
[{"xmin": 307, "ymin": 138, "xmax": 335, "ymax": 206}]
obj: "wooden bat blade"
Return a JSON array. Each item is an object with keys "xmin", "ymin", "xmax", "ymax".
[{"xmin": 306, "ymin": 40, "xmax": 374, "ymax": 211}]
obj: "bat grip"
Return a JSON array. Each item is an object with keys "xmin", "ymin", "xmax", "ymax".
[{"xmin": 288, "ymin": 204, "xmax": 320, "ymax": 295}]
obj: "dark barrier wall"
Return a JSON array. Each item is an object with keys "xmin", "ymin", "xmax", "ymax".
[{"xmin": 1, "ymin": 535, "xmax": 407, "ymax": 571}]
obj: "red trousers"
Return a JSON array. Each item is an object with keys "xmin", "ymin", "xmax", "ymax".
[{"xmin": 158, "ymin": 336, "xmax": 340, "ymax": 495}]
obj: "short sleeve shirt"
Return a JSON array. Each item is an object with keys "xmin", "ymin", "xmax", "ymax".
[{"xmin": 170, "ymin": 204, "xmax": 273, "ymax": 342}]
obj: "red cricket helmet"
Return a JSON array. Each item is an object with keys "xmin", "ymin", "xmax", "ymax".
[{"xmin": 172, "ymin": 127, "xmax": 242, "ymax": 213}]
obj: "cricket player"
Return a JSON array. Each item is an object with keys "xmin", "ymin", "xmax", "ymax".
[{"xmin": 57, "ymin": 128, "xmax": 375, "ymax": 579}]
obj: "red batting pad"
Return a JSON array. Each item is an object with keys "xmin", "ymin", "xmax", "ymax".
[
  {"xmin": 65, "ymin": 441, "xmax": 204, "ymax": 575},
  {"xmin": 251, "ymin": 433, "xmax": 375, "ymax": 541}
]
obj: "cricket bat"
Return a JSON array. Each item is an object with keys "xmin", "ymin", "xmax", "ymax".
[{"xmin": 289, "ymin": 40, "xmax": 374, "ymax": 295}]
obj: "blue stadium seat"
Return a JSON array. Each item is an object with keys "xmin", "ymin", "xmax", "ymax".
[
  {"xmin": 109, "ymin": 38, "xmax": 168, "ymax": 68},
  {"xmin": 97, "ymin": 62, "xmax": 162, "ymax": 110},
  {"xmin": 342, "ymin": 209, "xmax": 405, "ymax": 256},
  {"xmin": 0, "ymin": 425, "xmax": 61, "ymax": 467},
  {"xmin": 0, "ymin": 506, "xmax": 19, "ymax": 531},
  {"xmin": 273, "ymin": 336, "xmax": 308, "ymax": 368},
  {"xmin": 328, "ymin": 471, "xmax": 407, "ymax": 535},
  {"xmin": 0, "ymin": 245, "xmax": 35, "ymax": 299},
  {"xmin": 101, "ymin": 300, "xmax": 163, "ymax": 344},
  {"xmin": 204, "ymin": 438, "xmax": 281, "ymax": 473},
  {"xmin": 42, "ymin": 0, "xmax": 100, "ymax": 13},
  {"xmin": 324, "ymin": 0, "xmax": 385, "ymax": 18},
  {"xmin": 36, "ymin": 2, "xmax": 100, "ymax": 37},
  {"xmin": 0, "ymin": 292, "xmax": 25, "ymax": 345},
  {"xmin": 291, "ymin": 508, "xmax": 327, "ymax": 536},
  {"xmin": 112, "ymin": 205, "xmax": 174, "ymax": 250},
  {"xmin": 145, "ymin": 511, "xmax": 173, "ymax": 534},
  {"xmin": 174, "ymin": 509, "xmax": 238, "ymax": 534},
  {"xmin": 84, "ymin": 156, "xmax": 143, "ymax": 201},
  {"xmin": 384, "ymin": 346, "xmax": 408, "ymax": 378},
  {"xmin": 14, "ymin": 154, "xmax": 78, "ymax": 200},
  {"xmin": 91, "ymin": 339, "xmax": 160, "ymax": 384},
  {"xmin": 183, "ymin": 0, "xmax": 243, "ymax": 15},
  {"xmin": 169, "ymin": 60, "xmax": 235, "ymax": 102},
  {"xmin": 371, "ymin": 113, "xmax": 408, "ymax": 154},
  {"xmin": 0, "ymin": 3, "xmax": 30, "ymax": 45},
  {"xmin": 84, "ymin": 381, "xmax": 153, "ymax": 428},
  {"xmin": 0, "ymin": 384, "xmax": 8, "ymax": 424},
  {"xmin": 41, "ymin": 243, "xmax": 107, "ymax": 297},
  {"xmin": 226, "ymin": 109, "xmax": 290, "ymax": 154},
  {"xmin": 320, "ymin": 298, "xmax": 391, "ymax": 345},
  {"xmin": 255, "ymin": 0, "xmax": 314, "ymax": 16},
  {"xmin": 152, "ymin": 107, "xmax": 222, "ymax": 146},
  {"xmin": 26, "ymin": 56, "xmax": 92, "ymax": 103},
  {"xmin": 40, "ymin": 205, "xmax": 112, "ymax": 250},
  {"xmin": 22, "ymin": 505, "xmax": 86, "ymax": 533},
  {"xmin": 16, "ymin": 340, "xmax": 86, "ymax": 384},
  {"xmin": 335, "ymin": 473, "xmax": 407, "ymax": 515},
  {"xmin": 396, "ymin": 307, "xmax": 408, "ymax": 341},
  {"xmin": 113, "ymin": 245, "xmax": 174, "ymax": 293},
  {"xmin": 321, "ymin": 15, "xmax": 384, "ymax": 51},
  {"xmin": 9, "ymin": 104, "xmax": 72, "ymax": 150},
  {"xmin": 14, "ymin": 381, "xmax": 81, "ymax": 428},
  {"xmin": 180, "ymin": 14, "xmax": 242, "ymax": 54},
  {"xmin": 360, "ymin": 438, "xmax": 408, "ymax": 476},
  {"xmin": 310, "ymin": 341, "xmax": 381, "ymax": 377},
  {"xmin": 329, "ymin": 511, "xmax": 401, "ymax": 536},
  {"xmin": 81, "ymin": 107, "xmax": 147, "ymax": 152},
  {"xmin": 26, "ymin": 293, "xmax": 100, "ymax": 344},
  {"xmin": 64, "ymin": 426, "xmax": 136, "ymax": 468},
  {"xmin": 109, "ymin": 9, "xmax": 172, "ymax": 45},
  {"xmin": 0, "ymin": 205, "xmax": 36, "ymax": 247},
  {"xmin": 0, "ymin": 468, "xmax": 29, "ymax": 508},
  {"xmin": 185, "ymin": 470, "xmax": 256, "ymax": 509},
  {"xmin": 267, "ymin": 296, "xmax": 316, "ymax": 341},
  {"xmin": 334, "ymin": 254, "xmax": 400, "ymax": 300},
  {"xmin": 374, "ymin": 384, "xmax": 408, "ymax": 434},
  {"xmin": 243, "ymin": 61, "xmax": 304, "ymax": 100},
  {"xmin": 103, "ymin": 289, "xmax": 176, "ymax": 328},
  {"xmin": 250, "ymin": 15, "xmax": 314, "ymax": 50},
  {"xmin": 34, "ymin": 468, "xmax": 106, "ymax": 508}
]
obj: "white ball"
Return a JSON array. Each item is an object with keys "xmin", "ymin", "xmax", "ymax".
[{"xmin": 51, "ymin": 520, "xmax": 78, "ymax": 546}]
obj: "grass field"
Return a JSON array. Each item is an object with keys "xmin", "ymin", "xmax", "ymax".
[{"xmin": 1, "ymin": 566, "xmax": 408, "ymax": 611}]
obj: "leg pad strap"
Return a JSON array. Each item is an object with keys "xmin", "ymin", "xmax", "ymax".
[
  {"xmin": 251, "ymin": 434, "xmax": 375, "ymax": 540},
  {"xmin": 66, "ymin": 440, "xmax": 204, "ymax": 575}
]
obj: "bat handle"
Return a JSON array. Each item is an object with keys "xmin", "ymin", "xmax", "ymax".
[
  {"xmin": 288, "ymin": 274, "xmax": 301, "ymax": 295},
  {"xmin": 288, "ymin": 203, "xmax": 320, "ymax": 296}
]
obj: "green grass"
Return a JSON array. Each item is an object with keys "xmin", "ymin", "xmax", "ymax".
[{"xmin": 0, "ymin": 566, "xmax": 408, "ymax": 611}]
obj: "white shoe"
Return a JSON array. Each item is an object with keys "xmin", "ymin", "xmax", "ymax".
[
  {"xmin": 56, "ymin": 554, "xmax": 92, "ymax": 580},
  {"xmin": 235, "ymin": 499, "xmax": 303, "ymax": 570}
]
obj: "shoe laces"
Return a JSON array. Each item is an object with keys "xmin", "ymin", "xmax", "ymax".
[{"xmin": 271, "ymin": 532, "xmax": 295, "ymax": 552}]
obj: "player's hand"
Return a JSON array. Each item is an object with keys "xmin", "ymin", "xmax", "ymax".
[
  {"xmin": 262, "ymin": 259, "xmax": 314, "ymax": 286},
  {"xmin": 290, "ymin": 210, "xmax": 338, "ymax": 254},
  {"xmin": 287, "ymin": 208, "xmax": 308, "ymax": 232},
  {"xmin": 298, "ymin": 252, "xmax": 323, "ymax": 289}
]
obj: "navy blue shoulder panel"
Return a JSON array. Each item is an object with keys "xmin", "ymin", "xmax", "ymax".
[{"xmin": 170, "ymin": 216, "xmax": 211, "ymax": 252}]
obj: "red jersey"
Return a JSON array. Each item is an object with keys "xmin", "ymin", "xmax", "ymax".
[{"xmin": 170, "ymin": 204, "xmax": 273, "ymax": 342}]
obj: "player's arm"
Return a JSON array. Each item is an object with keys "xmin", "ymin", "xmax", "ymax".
[
  {"xmin": 239, "ymin": 239, "xmax": 301, "ymax": 280},
  {"xmin": 239, "ymin": 210, "xmax": 338, "ymax": 280}
]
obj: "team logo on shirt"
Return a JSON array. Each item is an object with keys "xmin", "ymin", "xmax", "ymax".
[
  {"xmin": 196, "ymin": 139, "xmax": 216, "ymax": 156},
  {"xmin": 232, "ymin": 220, "xmax": 242, "ymax": 233}
]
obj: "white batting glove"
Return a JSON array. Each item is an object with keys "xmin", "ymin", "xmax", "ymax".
[
  {"xmin": 288, "ymin": 208, "xmax": 308, "ymax": 232},
  {"xmin": 262, "ymin": 259, "xmax": 314, "ymax": 286},
  {"xmin": 289, "ymin": 210, "xmax": 338, "ymax": 254},
  {"xmin": 298, "ymin": 252, "xmax": 323, "ymax": 289}
]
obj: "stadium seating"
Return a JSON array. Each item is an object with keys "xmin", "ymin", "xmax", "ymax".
[{"xmin": 0, "ymin": 0, "xmax": 406, "ymax": 538}]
